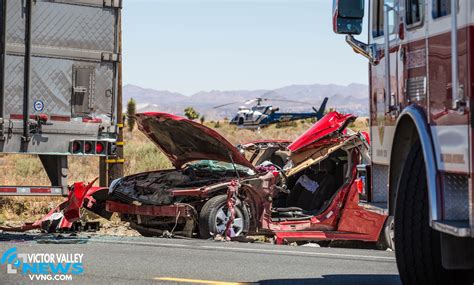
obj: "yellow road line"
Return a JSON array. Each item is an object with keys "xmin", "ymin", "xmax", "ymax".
[{"xmin": 154, "ymin": 277, "xmax": 249, "ymax": 285}]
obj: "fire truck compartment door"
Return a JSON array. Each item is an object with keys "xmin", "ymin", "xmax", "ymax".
[
  {"xmin": 426, "ymin": 2, "xmax": 470, "ymax": 174},
  {"xmin": 369, "ymin": 0, "xmax": 400, "ymax": 165}
]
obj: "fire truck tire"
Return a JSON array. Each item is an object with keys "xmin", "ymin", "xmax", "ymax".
[
  {"xmin": 395, "ymin": 141, "xmax": 470, "ymax": 285},
  {"xmin": 199, "ymin": 195, "xmax": 250, "ymax": 239}
]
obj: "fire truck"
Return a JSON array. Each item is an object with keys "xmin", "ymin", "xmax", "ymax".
[
  {"xmin": 0, "ymin": 0, "xmax": 123, "ymax": 196},
  {"xmin": 333, "ymin": 0, "xmax": 473, "ymax": 284}
]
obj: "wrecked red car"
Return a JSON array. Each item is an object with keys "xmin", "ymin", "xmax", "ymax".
[{"xmin": 108, "ymin": 112, "xmax": 388, "ymax": 246}]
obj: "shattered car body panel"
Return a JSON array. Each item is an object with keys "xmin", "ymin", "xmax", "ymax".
[
  {"xmin": 108, "ymin": 112, "xmax": 386, "ymax": 245},
  {"xmin": 110, "ymin": 161, "xmax": 256, "ymax": 206},
  {"xmin": 0, "ymin": 180, "xmax": 107, "ymax": 233},
  {"xmin": 255, "ymin": 158, "xmax": 386, "ymax": 244},
  {"xmin": 238, "ymin": 140, "xmax": 292, "ymax": 170},
  {"xmin": 288, "ymin": 112, "xmax": 357, "ymax": 152},
  {"xmin": 285, "ymin": 132, "xmax": 367, "ymax": 177}
]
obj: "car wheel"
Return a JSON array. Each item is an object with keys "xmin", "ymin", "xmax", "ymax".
[
  {"xmin": 377, "ymin": 215, "xmax": 395, "ymax": 250},
  {"xmin": 199, "ymin": 195, "xmax": 250, "ymax": 239},
  {"xmin": 394, "ymin": 141, "xmax": 470, "ymax": 285}
]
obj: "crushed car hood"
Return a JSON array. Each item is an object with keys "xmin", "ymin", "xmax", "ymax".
[
  {"xmin": 288, "ymin": 111, "xmax": 356, "ymax": 153},
  {"xmin": 136, "ymin": 112, "xmax": 255, "ymax": 170}
]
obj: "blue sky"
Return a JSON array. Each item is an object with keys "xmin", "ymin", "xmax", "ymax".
[{"xmin": 122, "ymin": 0, "xmax": 369, "ymax": 95}]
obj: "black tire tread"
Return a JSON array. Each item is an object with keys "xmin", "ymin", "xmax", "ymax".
[{"xmin": 395, "ymin": 141, "xmax": 449, "ymax": 285}]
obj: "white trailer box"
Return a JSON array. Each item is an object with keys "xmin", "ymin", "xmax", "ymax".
[{"xmin": 0, "ymin": 0, "xmax": 121, "ymax": 194}]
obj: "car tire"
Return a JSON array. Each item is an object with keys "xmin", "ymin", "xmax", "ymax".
[
  {"xmin": 377, "ymin": 215, "xmax": 395, "ymax": 251},
  {"xmin": 199, "ymin": 195, "xmax": 250, "ymax": 239},
  {"xmin": 394, "ymin": 141, "xmax": 470, "ymax": 285}
]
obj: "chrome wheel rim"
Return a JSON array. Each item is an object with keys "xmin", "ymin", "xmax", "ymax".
[{"xmin": 214, "ymin": 205, "xmax": 244, "ymax": 237}]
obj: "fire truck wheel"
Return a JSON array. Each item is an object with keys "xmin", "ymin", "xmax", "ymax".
[
  {"xmin": 199, "ymin": 195, "xmax": 250, "ymax": 239},
  {"xmin": 394, "ymin": 141, "xmax": 468, "ymax": 285}
]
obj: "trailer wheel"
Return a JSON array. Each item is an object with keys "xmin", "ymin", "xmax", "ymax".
[
  {"xmin": 394, "ymin": 141, "xmax": 467, "ymax": 284},
  {"xmin": 199, "ymin": 195, "xmax": 250, "ymax": 239}
]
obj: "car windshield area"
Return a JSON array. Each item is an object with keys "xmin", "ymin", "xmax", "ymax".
[{"xmin": 187, "ymin": 160, "xmax": 256, "ymax": 176}]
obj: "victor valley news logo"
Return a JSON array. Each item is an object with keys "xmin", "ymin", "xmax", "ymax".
[{"xmin": 1, "ymin": 247, "xmax": 84, "ymax": 281}]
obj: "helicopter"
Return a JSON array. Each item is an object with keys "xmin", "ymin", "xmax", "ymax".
[{"xmin": 214, "ymin": 97, "xmax": 329, "ymax": 129}]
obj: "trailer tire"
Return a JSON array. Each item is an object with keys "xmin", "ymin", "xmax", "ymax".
[
  {"xmin": 199, "ymin": 195, "xmax": 250, "ymax": 239},
  {"xmin": 394, "ymin": 141, "xmax": 470, "ymax": 285}
]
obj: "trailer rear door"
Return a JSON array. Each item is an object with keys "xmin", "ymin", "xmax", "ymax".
[{"xmin": 1, "ymin": 0, "xmax": 121, "ymax": 154}]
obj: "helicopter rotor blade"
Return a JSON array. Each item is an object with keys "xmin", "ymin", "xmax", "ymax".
[
  {"xmin": 245, "ymin": 99, "xmax": 259, "ymax": 105},
  {"xmin": 213, "ymin": 102, "xmax": 242, "ymax": 109},
  {"xmin": 265, "ymin": 98, "xmax": 314, "ymax": 105},
  {"xmin": 214, "ymin": 97, "xmax": 317, "ymax": 109}
]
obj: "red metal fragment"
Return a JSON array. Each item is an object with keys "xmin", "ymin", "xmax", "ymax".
[
  {"xmin": 0, "ymin": 179, "xmax": 104, "ymax": 232},
  {"xmin": 225, "ymin": 180, "xmax": 238, "ymax": 240}
]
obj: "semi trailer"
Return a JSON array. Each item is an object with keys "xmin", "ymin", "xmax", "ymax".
[{"xmin": 0, "ymin": 0, "xmax": 123, "ymax": 196}]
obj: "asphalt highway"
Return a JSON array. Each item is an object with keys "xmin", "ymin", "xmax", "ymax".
[{"xmin": 0, "ymin": 233, "xmax": 401, "ymax": 285}]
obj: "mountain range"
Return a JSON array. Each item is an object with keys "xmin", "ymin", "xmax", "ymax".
[{"xmin": 123, "ymin": 83, "xmax": 369, "ymax": 120}]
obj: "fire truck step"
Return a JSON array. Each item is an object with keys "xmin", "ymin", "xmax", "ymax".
[
  {"xmin": 358, "ymin": 202, "xmax": 388, "ymax": 215},
  {"xmin": 432, "ymin": 220, "xmax": 471, "ymax": 237}
]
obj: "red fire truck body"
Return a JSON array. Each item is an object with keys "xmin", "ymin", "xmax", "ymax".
[{"xmin": 333, "ymin": 0, "xmax": 473, "ymax": 284}]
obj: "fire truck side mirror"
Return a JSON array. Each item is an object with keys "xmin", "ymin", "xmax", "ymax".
[{"xmin": 332, "ymin": 0, "xmax": 365, "ymax": 35}]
